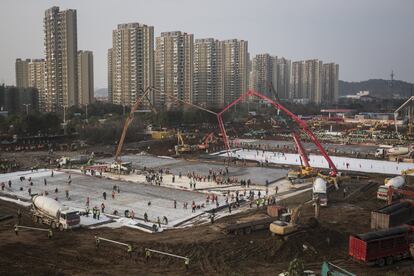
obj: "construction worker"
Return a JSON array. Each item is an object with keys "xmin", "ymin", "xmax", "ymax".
[
  {"xmin": 48, "ymin": 228, "xmax": 53, "ymax": 239},
  {"xmin": 44, "ymin": 178, "xmax": 47, "ymax": 185},
  {"xmin": 157, "ymin": 217, "xmax": 161, "ymax": 228},
  {"xmin": 8, "ymin": 180, "xmax": 11, "ymax": 188},
  {"xmin": 130, "ymin": 210, "xmax": 135, "ymax": 219},
  {"xmin": 86, "ymin": 197, "xmax": 90, "ymax": 207},
  {"xmin": 101, "ymin": 203, "xmax": 105, "ymax": 213},
  {"xmin": 145, "ymin": 249, "xmax": 151, "ymax": 262},
  {"xmin": 163, "ymin": 216, "xmax": 168, "ymax": 225},
  {"xmin": 17, "ymin": 209, "xmax": 22, "ymax": 225},
  {"xmin": 112, "ymin": 190, "xmax": 115, "ymax": 199},
  {"xmin": 103, "ymin": 191, "xmax": 107, "ymax": 200},
  {"xmin": 185, "ymin": 258, "xmax": 189, "ymax": 270},
  {"xmin": 97, "ymin": 209, "xmax": 100, "ymax": 220},
  {"xmin": 174, "ymin": 200, "xmax": 177, "ymax": 209},
  {"xmin": 144, "ymin": 212, "xmax": 148, "ymax": 222}
]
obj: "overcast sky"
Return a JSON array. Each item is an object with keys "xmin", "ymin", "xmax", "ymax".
[{"xmin": 1, "ymin": 0, "xmax": 413, "ymax": 88}]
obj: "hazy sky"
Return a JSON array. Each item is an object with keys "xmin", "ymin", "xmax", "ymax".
[{"xmin": 1, "ymin": 0, "xmax": 413, "ymax": 88}]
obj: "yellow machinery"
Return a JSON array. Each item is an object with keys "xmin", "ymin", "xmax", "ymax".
[
  {"xmin": 151, "ymin": 130, "xmax": 173, "ymax": 140},
  {"xmin": 288, "ymin": 166, "xmax": 318, "ymax": 180},
  {"xmin": 287, "ymin": 132, "xmax": 318, "ymax": 181},
  {"xmin": 175, "ymin": 132, "xmax": 192, "ymax": 154},
  {"xmin": 269, "ymin": 204, "xmax": 302, "ymax": 236}
]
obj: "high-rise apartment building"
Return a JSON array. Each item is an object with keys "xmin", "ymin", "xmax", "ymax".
[
  {"xmin": 15, "ymin": 59, "xmax": 30, "ymax": 88},
  {"xmin": 291, "ymin": 61, "xmax": 305, "ymax": 99},
  {"xmin": 44, "ymin": 6, "xmax": 78, "ymax": 112},
  {"xmin": 221, "ymin": 39, "xmax": 248, "ymax": 104},
  {"xmin": 109, "ymin": 23, "xmax": 154, "ymax": 107},
  {"xmin": 77, "ymin": 51, "xmax": 94, "ymax": 105},
  {"xmin": 291, "ymin": 59, "xmax": 338, "ymax": 104},
  {"xmin": 275, "ymin": 58, "xmax": 291, "ymax": 99},
  {"xmin": 15, "ymin": 58, "xmax": 45, "ymax": 109},
  {"xmin": 155, "ymin": 31, "xmax": 193, "ymax": 110},
  {"xmin": 322, "ymin": 63, "xmax": 339, "ymax": 103},
  {"xmin": 304, "ymin": 59, "xmax": 323, "ymax": 104},
  {"xmin": 28, "ymin": 59, "xmax": 46, "ymax": 109},
  {"xmin": 251, "ymin": 54, "xmax": 274, "ymax": 96},
  {"xmin": 107, "ymin": 48, "xmax": 113, "ymax": 103},
  {"xmin": 193, "ymin": 38, "xmax": 223, "ymax": 108}
]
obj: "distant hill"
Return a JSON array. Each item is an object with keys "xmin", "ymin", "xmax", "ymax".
[
  {"xmin": 339, "ymin": 79, "xmax": 413, "ymax": 98},
  {"xmin": 95, "ymin": 88, "xmax": 108, "ymax": 97}
]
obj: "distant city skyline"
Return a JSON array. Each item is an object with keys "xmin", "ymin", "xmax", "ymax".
[{"xmin": 1, "ymin": 0, "xmax": 413, "ymax": 88}]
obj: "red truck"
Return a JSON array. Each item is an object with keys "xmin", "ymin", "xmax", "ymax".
[{"xmin": 349, "ymin": 226, "xmax": 414, "ymax": 266}]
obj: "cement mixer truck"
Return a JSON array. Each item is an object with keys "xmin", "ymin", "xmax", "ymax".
[
  {"xmin": 313, "ymin": 177, "xmax": 328, "ymax": 206},
  {"xmin": 31, "ymin": 195, "xmax": 80, "ymax": 231},
  {"xmin": 377, "ymin": 176, "xmax": 406, "ymax": 201}
]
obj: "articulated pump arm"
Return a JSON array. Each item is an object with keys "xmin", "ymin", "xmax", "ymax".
[
  {"xmin": 292, "ymin": 131, "xmax": 310, "ymax": 168},
  {"xmin": 114, "ymin": 87, "xmax": 153, "ymax": 163},
  {"xmin": 217, "ymin": 90, "xmax": 338, "ymax": 175}
]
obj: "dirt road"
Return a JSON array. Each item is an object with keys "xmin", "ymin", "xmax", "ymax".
[{"xmin": 1, "ymin": 184, "xmax": 413, "ymax": 276}]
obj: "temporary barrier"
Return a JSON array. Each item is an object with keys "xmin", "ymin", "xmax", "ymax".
[
  {"xmin": 95, "ymin": 236, "xmax": 133, "ymax": 254},
  {"xmin": 14, "ymin": 224, "xmax": 53, "ymax": 238},
  {"xmin": 145, "ymin": 248, "xmax": 190, "ymax": 269}
]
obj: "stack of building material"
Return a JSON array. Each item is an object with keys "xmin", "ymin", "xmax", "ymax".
[{"xmin": 371, "ymin": 201, "xmax": 414, "ymax": 229}]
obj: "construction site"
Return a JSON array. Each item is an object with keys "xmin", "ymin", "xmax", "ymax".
[{"xmin": 1, "ymin": 88, "xmax": 414, "ymax": 275}]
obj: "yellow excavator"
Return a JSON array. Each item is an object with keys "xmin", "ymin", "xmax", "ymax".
[
  {"xmin": 175, "ymin": 132, "xmax": 192, "ymax": 154},
  {"xmin": 269, "ymin": 202, "xmax": 308, "ymax": 236}
]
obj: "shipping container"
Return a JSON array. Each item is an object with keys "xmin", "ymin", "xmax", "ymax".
[
  {"xmin": 349, "ymin": 226, "xmax": 412, "ymax": 266},
  {"xmin": 371, "ymin": 202, "xmax": 414, "ymax": 229}
]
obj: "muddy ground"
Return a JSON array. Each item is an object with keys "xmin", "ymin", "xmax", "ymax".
[{"xmin": 1, "ymin": 177, "xmax": 413, "ymax": 276}]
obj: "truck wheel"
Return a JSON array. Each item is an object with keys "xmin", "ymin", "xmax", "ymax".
[
  {"xmin": 51, "ymin": 222, "xmax": 56, "ymax": 229},
  {"xmin": 386, "ymin": 256, "xmax": 393, "ymax": 265},
  {"xmin": 58, "ymin": 223, "xmax": 64, "ymax": 231},
  {"xmin": 377, "ymin": 258, "xmax": 385, "ymax": 267}
]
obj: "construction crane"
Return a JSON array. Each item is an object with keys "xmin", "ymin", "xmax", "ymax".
[{"xmin": 394, "ymin": 96, "xmax": 414, "ymax": 136}]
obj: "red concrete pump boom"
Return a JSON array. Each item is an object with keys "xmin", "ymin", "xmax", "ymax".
[
  {"xmin": 217, "ymin": 89, "xmax": 338, "ymax": 176},
  {"xmin": 114, "ymin": 87, "xmax": 153, "ymax": 163},
  {"xmin": 292, "ymin": 131, "xmax": 310, "ymax": 168}
]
